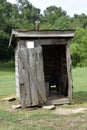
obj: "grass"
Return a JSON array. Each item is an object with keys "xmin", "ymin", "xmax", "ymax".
[
  {"xmin": 0, "ymin": 67, "xmax": 87, "ymax": 130},
  {"xmin": 0, "ymin": 70, "xmax": 16, "ymax": 98},
  {"xmin": 72, "ymin": 67, "xmax": 87, "ymax": 105}
]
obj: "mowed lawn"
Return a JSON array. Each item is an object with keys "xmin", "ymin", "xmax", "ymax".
[
  {"xmin": 72, "ymin": 67, "xmax": 87, "ymax": 104},
  {"xmin": 0, "ymin": 68, "xmax": 87, "ymax": 130},
  {"xmin": 0, "ymin": 70, "xmax": 16, "ymax": 98}
]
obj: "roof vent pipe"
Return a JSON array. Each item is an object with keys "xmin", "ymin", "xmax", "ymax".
[{"xmin": 34, "ymin": 21, "xmax": 40, "ymax": 30}]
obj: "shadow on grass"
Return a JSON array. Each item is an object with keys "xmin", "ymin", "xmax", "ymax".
[{"xmin": 73, "ymin": 91, "xmax": 87, "ymax": 104}]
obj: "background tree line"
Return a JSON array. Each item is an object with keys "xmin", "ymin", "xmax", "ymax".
[{"xmin": 0, "ymin": 0, "xmax": 87, "ymax": 67}]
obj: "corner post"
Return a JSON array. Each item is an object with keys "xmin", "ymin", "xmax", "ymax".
[{"xmin": 66, "ymin": 41, "xmax": 73, "ymax": 103}]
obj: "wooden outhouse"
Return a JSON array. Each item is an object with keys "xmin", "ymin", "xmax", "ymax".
[{"xmin": 9, "ymin": 29, "xmax": 75, "ymax": 108}]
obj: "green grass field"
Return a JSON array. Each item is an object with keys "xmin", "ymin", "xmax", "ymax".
[
  {"xmin": 0, "ymin": 70, "xmax": 16, "ymax": 98},
  {"xmin": 72, "ymin": 67, "xmax": 87, "ymax": 105},
  {"xmin": 0, "ymin": 68, "xmax": 87, "ymax": 130}
]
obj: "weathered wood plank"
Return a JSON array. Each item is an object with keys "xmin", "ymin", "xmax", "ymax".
[
  {"xmin": 46, "ymin": 97, "xmax": 69, "ymax": 105},
  {"xmin": 11, "ymin": 30, "xmax": 75, "ymax": 39},
  {"xmin": 66, "ymin": 43, "xmax": 72, "ymax": 103},
  {"xmin": 15, "ymin": 47, "xmax": 20, "ymax": 98},
  {"xmin": 23, "ymin": 49, "xmax": 31, "ymax": 107},
  {"xmin": 18, "ymin": 48, "xmax": 47, "ymax": 103},
  {"xmin": 28, "ymin": 49, "xmax": 39, "ymax": 106},
  {"xmin": 35, "ymin": 47, "xmax": 46, "ymax": 103},
  {"xmin": 34, "ymin": 39, "xmax": 66, "ymax": 46},
  {"xmin": 18, "ymin": 55, "xmax": 26, "ymax": 108}
]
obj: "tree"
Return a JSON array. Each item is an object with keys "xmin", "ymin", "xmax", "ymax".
[
  {"xmin": 40, "ymin": 6, "xmax": 73, "ymax": 30},
  {"xmin": 0, "ymin": 0, "xmax": 16, "ymax": 61},
  {"xmin": 1, "ymin": 0, "xmax": 87, "ymax": 68},
  {"xmin": 44, "ymin": 6, "xmax": 66, "ymax": 23},
  {"xmin": 70, "ymin": 13, "xmax": 87, "ymax": 29},
  {"xmin": 16, "ymin": 0, "xmax": 41, "ymax": 29},
  {"xmin": 52, "ymin": 16, "xmax": 71, "ymax": 30},
  {"xmin": 70, "ymin": 27, "xmax": 87, "ymax": 67},
  {"xmin": 0, "ymin": 0, "xmax": 41, "ymax": 61}
]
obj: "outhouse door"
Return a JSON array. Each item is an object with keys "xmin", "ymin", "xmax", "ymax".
[{"xmin": 18, "ymin": 46, "xmax": 47, "ymax": 108}]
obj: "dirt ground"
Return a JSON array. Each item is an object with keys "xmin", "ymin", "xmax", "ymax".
[{"xmin": 54, "ymin": 107, "xmax": 87, "ymax": 115}]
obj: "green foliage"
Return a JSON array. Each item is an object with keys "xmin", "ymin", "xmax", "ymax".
[
  {"xmin": 40, "ymin": 6, "xmax": 67, "ymax": 30},
  {"xmin": 52, "ymin": 16, "xmax": 71, "ymax": 30},
  {"xmin": 0, "ymin": 0, "xmax": 41, "ymax": 61},
  {"xmin": 16, "ymin": 0, "xmax": 41, "ymax": 29},
  {"xmin": 0, "ymin": 1, "xmax": 87, "ymax": 67},
  {"xmin": 70, "ymin": 27, "xmax": 87, "ymax": 67},
  {"xmin": 71, "ymin": 14, "xmax": 87, "ymax": 29},
  {"xmin": 0, "ymin": 59, "xmax": 15, "ymax": 70},
  {"xmin": 44, "ymin": 6, "xmax": 66, "ymax": 23}
]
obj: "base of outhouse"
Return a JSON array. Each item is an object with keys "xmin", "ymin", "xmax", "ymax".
[
  {"xmin": 45, "ymin": 88, "xmax": 70, "ymax": 105},
  {"xmin": 46, "ymin": 96, "xmax": 70, "ymax": 105}
]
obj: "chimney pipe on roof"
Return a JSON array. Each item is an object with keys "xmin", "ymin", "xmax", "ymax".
[{"xmin": 35, "ymin": 21, "xmax": 40, "ymax": 30}]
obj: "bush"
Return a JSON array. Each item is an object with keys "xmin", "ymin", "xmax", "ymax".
[{"xmin": 0, "ymin": 59, "xmax": 15, "ymax": 70}]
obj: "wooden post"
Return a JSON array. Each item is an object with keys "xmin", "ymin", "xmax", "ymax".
[
  {"xmin": 66, "ymin": 43, "xmax": 72, "ymax": 103},
  {"xmin": 34, "ymin": 21, "xmax": 40, "ymax": 30}
]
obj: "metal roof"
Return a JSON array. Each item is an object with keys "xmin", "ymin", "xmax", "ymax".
[{"xmin": 9, "ymin": 29, "xmax": 75, "ymax": 47}]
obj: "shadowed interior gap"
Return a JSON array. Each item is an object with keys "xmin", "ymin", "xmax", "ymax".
[{"xmin": 42, "ymin": 45, "xmax": 68, "ymax": 98}]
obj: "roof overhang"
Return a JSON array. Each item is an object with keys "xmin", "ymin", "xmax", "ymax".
[{"xmin": 9, "ymin": 29, "xmax": 75, "ymax": 48}]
